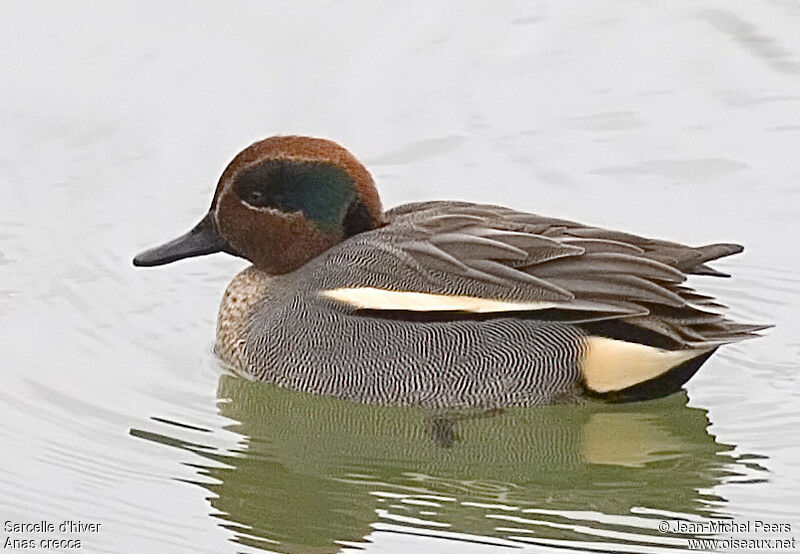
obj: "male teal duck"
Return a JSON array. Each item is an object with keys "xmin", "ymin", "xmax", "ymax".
[{"xmin": 134, "ymin": 136, "xmax": 766, "ymax": 408}]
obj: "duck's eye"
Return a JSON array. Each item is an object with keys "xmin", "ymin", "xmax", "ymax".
[{"xmin": 245, "ymin": 189, "xmax": 265, "ymax": 204}]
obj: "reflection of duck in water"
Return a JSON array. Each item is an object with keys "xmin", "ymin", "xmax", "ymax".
[
  {"xmin": 134, "ymin": 136, "xmax": 767, "ymax": 407},
  {"xmin": 132, "ymin": 377, "xmax": 764, "ymax": 553}
]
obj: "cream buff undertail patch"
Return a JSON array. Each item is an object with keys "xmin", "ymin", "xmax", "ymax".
[{"xmin": 581, "ymin": 336, "xmax": 712, "ymax": 393}]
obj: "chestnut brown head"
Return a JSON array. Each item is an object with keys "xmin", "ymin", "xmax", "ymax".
[{"xmin": 133, "ymin": 136, "xmax": 383, "ymax": 274}]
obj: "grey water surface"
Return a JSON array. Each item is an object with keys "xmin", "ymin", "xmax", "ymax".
[{"xmin": 1, "ymin": 2, "xmax": 799, "ymax": 553}]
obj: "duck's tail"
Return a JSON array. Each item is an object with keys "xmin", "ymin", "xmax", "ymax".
[{"xmin": 683, "ymin": 243, "xmax": 743, "ymax": 277}]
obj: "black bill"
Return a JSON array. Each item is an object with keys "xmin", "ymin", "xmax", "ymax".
[{"xmin": 133, "ymin": 213, "xmax": 228, "ymax": 267}]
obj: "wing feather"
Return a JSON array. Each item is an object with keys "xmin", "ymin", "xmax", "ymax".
[
  {"xmin": 429, "ymin": 232, "xmax": 530, "ymax": 261},
  {"xmin": 533, "ymin": 253, "xmax": 686, "ymax": 283},
  {"xmin": 308, "ymin": 201, "xmax": 764, "ymax": 347}
]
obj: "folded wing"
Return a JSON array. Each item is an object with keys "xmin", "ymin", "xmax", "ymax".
[{"xmin": 313, "ymin": 201, "xmax": 768, "ymax": 348}]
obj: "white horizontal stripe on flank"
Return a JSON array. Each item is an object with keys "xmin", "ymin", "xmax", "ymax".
[
  {"xmin": 581, "ymin": 336, "xmax": 712, "ymax": 393},
  {"xmin": 320, "ymin": 287, "xmax": 557, "ymax": 313}
]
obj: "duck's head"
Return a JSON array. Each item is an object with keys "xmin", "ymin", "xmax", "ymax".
[{"xmin": 133, "ymin": 136, "xmax": 383, "ymax": 274}]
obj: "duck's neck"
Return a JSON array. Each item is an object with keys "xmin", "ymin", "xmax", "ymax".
[
  {"xmin": 215, "ymin": 266, "xmax": 273, "ymax": 370},
  {"xmin": 343, "ymin": 196, "xmax": 383, "ymax": 237}
]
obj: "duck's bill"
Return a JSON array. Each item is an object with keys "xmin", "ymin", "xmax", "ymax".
[{"xmin": 133, "ymin": 213, "xmax": 228, "ymax": 267}]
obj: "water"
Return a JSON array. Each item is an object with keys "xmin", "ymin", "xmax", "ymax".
[{"xmin": 1, "ymin": 2, "xmax": 799, "ymax": 552}]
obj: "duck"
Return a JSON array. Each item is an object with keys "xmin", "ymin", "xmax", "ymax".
[{"xmin": 133, "ymin": 136, "xmax": 767, "ymax": 408}]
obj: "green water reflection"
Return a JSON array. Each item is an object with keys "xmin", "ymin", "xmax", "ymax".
[{"xmin": 134, "ymin": 376, "xmax": 763, "ymax": 552}]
